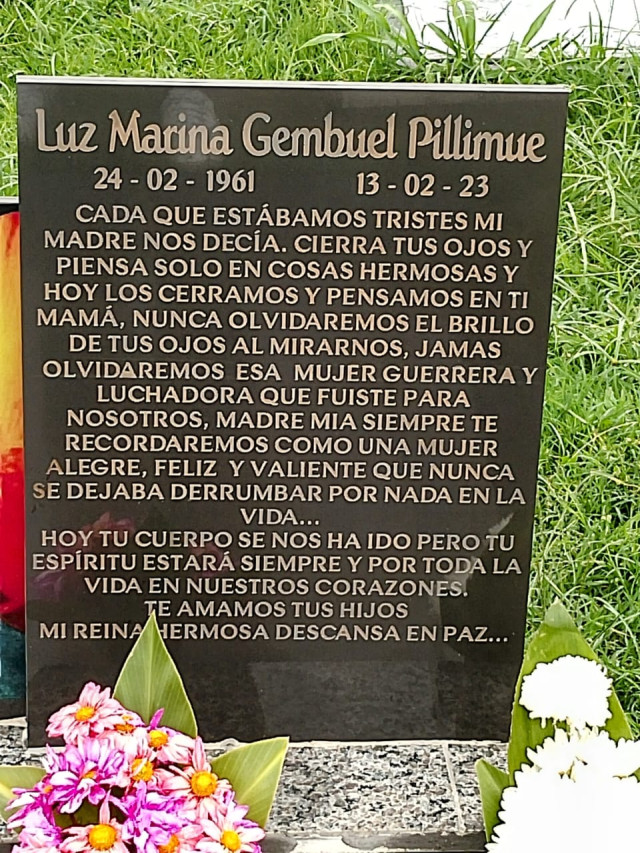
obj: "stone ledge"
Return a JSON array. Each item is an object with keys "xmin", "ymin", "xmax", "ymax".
[
  {"xmin": 262, "ymin": 834, "xmax": 486, "ymax": 852},
  {"xmin": 0, "ymin": 720, "xmax": 500, "ymax": 853},
  {"xmin": 1, "ymin": 839, "xmax": 485, "ymax": 853}
]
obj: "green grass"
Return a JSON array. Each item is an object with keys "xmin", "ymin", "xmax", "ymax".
[
  {"xmin": 2, "ymin": 0, "xmax": 640, "ymax": 727},
  {"xmin": 532, "ymin": 53, "xmax": 640, "ymax": 725},
  {"xmin": 0, "ymin": 0, "xmax": 394, "ymax": 191}
]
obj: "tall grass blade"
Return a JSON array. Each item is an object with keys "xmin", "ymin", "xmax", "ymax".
[{"xmin": 522, "ymin": 1, "xmax": 555, "ymax": 48}]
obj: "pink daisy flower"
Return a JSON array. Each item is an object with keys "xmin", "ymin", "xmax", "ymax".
[
  {"xmin": 120, "ymin": 728, "xmax": 160, "ymax": 789},
  {"xmin": 146, "ymin": 711, "xmax": 196, "ymax": 766},
  {"xmin": 196, "ymin": 801, "xmax": 264, "ymax": 853},
  {"xmin": 99, "ymin": 708, "xmax": 144, "ymax": 749},
  {"xmin": 47, "ymin": 683, "xmax": 130, "ymax": 745},
  {"xmin": 120, "ymin": 785, "xmax": 187, "ymax": 853},
  {"xmin": 6, "ymin": 783, "xmax": 53, "ymax": 831},
  {"xmin": 156, "ymin": 739, "xmax": 231, "ymax": 821},
  {"xmin": 149, "ymin": 729, "xmax": 195, "ymax": 767},
  {"xmin": 45, "ymin": 737, "xmax": 126, "ymax": 813},
  {"xmin": 156, "ymin": 824, "xmax": 204, "ymax": 853},
  {"xmin": 61, "ymin": 801, "xmax": 128, "ymax": 853},
  {"xmin": 11, "ymin": 808, "xmax": 63, "ymax": 853}
]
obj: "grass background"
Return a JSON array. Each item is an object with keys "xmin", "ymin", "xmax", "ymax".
[{"xmin": 1, "ymin": 0, "xmax": 640, "ymax": 726}]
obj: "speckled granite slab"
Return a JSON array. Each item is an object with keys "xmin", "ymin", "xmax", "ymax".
[{"xmin": 0, "ymin": 719, "xmax": 502, "ymax": 852}]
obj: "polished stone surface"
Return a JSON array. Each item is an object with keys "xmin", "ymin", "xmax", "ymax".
[{"xmin": 20, "ymin": 79, "xmax": 566, "ymax": 747}]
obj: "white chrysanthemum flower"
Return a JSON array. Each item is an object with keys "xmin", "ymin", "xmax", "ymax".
[
  {"xmin": 519, "ymin": 655, "xmax": 612, "ymax": 731},
  {"xmin": 526, "ymin": 728, "xmax": 640, "ymax": 780},
  {"xmin": 487, "ymin": 765, "xmax": 640, "ymax": 852},
  {"xmin": 575, "ymin": 732, "xmax": 640, "ymax": 778},
  {"xmin": 526, "ymin": 728, "xmax": 596, "ymax": 775},
  {"xmin": 487, "ymin": 770, "xmax": 577, "ymax": 853}
]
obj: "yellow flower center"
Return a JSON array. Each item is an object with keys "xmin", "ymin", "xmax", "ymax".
[
  {"xmin": 220, "ymin": 830, "xmax": 242, "ymax": 852},
  {"xmin": 82, "ymin": 769, "xmax": 97, "ymax": 780},
  {"xmin": 75, "ymin": 705, "xmax": 96, "ymax": 722},
  {"xmin": 158, "ymin": 835, "xmax": 179, "ymax": 853},
  {"xmin": 149, "ymin": 729, "xmax": 169, "ymax": 748},
  {"xmin": 131, "ymin": 758, "xmax": 154, "ymax": 782},
  {"xmin": 115, "ymin": 714, "xmax": 135, "ymax": 733},
  {"xmin": 190, "ymin": 770, "xmax": 217, "ymax": 797},
  {"xmin": 88, "ymin": 824, "xmax": 117, "ymax": 851}
]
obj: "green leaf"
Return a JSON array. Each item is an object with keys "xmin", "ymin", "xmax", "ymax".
[
  {"xmin": 211, "ymin": 737, "xmax": 289, "ymax": 828},
  {"xmin": 475, "ymin": 759, "xmax": 509, "ymax": 841},
  {"xmin": 0, "ymin": 765, "xmax": 46, "ymax": 823},
  {"xmin": 113, "ymin": 613, "xmax": 197, "ymax": 736},
  {"xmin": 508, "ymin": 600, "xmax": 632, "ymax": 779}
]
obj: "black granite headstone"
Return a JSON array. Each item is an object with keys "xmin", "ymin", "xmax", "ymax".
[{"xmin": 18, "ymin": 78, "xmax": 567, "ymax": 745}]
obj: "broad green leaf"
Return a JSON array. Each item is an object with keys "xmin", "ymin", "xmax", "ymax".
[
  {"xmin": 508, "ymin": 600, "xmax": 632, "ymax": 779},
  {"xmin": 114, "ymin": 613, "xmax": 197, "ymax": 736},
  {"xmin": 211, "ymin": 737, "xmax": 288, "ymax": 828},
  {"xmin": 0, "ymin": 765, "xmax": 45, "ymax": 823},
  {"xmin": 475, "ymin": 759, "xmax": 509, "ymax": 841}
]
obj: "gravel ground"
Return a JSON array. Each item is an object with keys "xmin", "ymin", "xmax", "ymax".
[{"xmin": 0, "ymin": 719, "xmax": 502, "ymax": 851}]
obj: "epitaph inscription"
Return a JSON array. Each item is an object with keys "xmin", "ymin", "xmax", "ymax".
[{"xmin": 19, "ymin": 79, "xmax": 567, "ymax": 744}]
